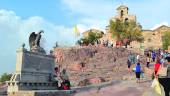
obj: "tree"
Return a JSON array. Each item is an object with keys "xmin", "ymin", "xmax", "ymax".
[
  {"xmin": 124, "ymin": 22, "xmax": 143, "ymax": 43},
  {"xmin": 77, "ymin": 30, "xmax": 103, "ymax": 45},
  {"xmin": 0, "ymin": 73, "xmax": 12, "ymax": 82},
  {"xmin": 110, "ymin": 19, "xmax": 144, "ymax": 47},
  {"xmin": 88, "ymin": 31, "xmax": 98, "ymax": 45},
  {"xmin": 110, "ymin": 19, "xmax": 125, "ymax": 41},
  {"xmin": 162, "ymin": 31, "xmax": 170, "ymax": 50}
]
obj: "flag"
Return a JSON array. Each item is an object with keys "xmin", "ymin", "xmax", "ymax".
[{"xmin": 73, "ymin": 25, "xmax": 80, "ymax": 37}]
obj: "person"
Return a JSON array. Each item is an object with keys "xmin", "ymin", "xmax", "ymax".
[
  {"xmin": 60, "ymin": 69, "xmax": 71, "ymax": 90},
  {"xmin": 152, "ymin": 51, "xmax": 157, "ymax": 62},
  {"xmin": 154, "ymin": 58, "xmax": 161, "ymax": 78},
  {"xmin": 102, "ymin": 40, "xmax": 105, "ymax": 47},
  {"xmin": 135, "ymin": 62, "xmax": 141, "ymax": 83},
  {"xmin": 110, "ymin": 41, "xmax": 113, "ymax": 47},
  {"xmin": 136, "ymin": 54, "xmax": 140, "ymax": 62},
  {"xmin": 106, "ymin": 40, "xmax": 109, "ymax": 47},
  {"xmin": 54, "ymin": 66, "xmax": 63, "ymax": 89},
  {"xmin": 128, "ymin": 53, "xmax": 136, "ymax": 64},
  {"xmin": 146, "ymin": 56, "xmax": 150, "ymax": 68},
  {"xmin": 166, "ymin": 56, "xmax": 170, "ymax": 77},
  {"xmin": 127, "ymin": 60, "xmax": 131, "ymax": 73},
  {"xmin": 132, "ymin": 54, "xmax": 136, "ymax": 65},
  {"xmin": 146, "ymin": 51, "xmax": 152, "ymax": 68},
  {"xmin": 160, "ymin": 55, "xmax": 165, "ymax": 65},
  {"xmin": 158, "ymin": 56, "xmax": 170, "ymax": 96},
  {"xmin": 128, "ymin": 53, "xmax": 132, "ymax": 62},
  {"xmin": 141, "ymin": 66, "xmax": 145, "ymax": 80}
]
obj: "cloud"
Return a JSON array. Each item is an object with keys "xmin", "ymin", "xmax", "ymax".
[
  {"xmin": 0, "ymin": 9, "xmax": 77, "ymax": 47},
  {"xmin": 61, "ymin": 0, "xmax": 119, "ymax": 32},
  {"xmin": 76, "ymin": 18, "xmax": 107, "ymax": 33},
  {"xmin": 150, "ymin": 22, "xmax": 169, "ymax": 30},
  {"xmin": 0, "ymin": 9, "xmax": 76, "ymax": 75},
  {"xmin": 62, "ymin": 0, "xmax": 170, "ymax": 30},
  {"xmin": 62, "ymin": 0, "xmax": 117, "ymax": 18}
]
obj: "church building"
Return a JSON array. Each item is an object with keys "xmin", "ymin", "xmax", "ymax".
[{"xmin": 82, "ymin": 5, "xmax": 170, "ymax": 50}]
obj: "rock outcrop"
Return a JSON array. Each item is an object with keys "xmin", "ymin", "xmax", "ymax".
[{"xmin": 54, "ymin": 46, "xmax": 145, "ymax": 86}]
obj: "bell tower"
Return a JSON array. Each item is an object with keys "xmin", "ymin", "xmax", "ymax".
[
  {"xmin": 117, "ymin": 5, "xmax": 129, "ymax": 18},
  {"xmin": 111, "ymin": 5, "xmax": 136, "ymax": 22}
]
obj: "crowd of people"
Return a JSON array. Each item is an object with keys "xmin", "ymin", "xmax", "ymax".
[
  {"xmin": 127, "ymin": 49, "xmax": 170, "ymax": 80},
  {"xmin": 127, "ymin": 49, "xmax": 170, "ymax": 95},
  {"xmin": 95, "ymin": 39, "xmax": 114, "ymax": 47}
]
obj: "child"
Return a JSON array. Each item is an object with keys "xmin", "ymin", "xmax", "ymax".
[{"xmin": 135, "ymin": 62, "xmax": 141, "ymax": 83}]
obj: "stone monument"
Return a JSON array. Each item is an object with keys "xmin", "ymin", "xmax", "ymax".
[{"xmin": 6, "ymin": 30, "xmax": 58, "ymax": 95}]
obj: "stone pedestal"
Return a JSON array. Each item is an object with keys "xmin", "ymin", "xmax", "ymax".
[
  {"xmin": 31, "ymin": 46, "xmax": 46, "ymax": 54},
  {"xmin": 6, "ymin": 47, "xmax": 57, "ymax": 93}
]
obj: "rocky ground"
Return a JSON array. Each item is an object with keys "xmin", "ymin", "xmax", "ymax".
[
  {"xmin": 53, "ymin": 46, "xmax": 159, "ymax": 96},
  {"xmin": 69, "ymin": 72, "xmax": 156, "ymax": 96},
  {"xmin": 54, "ymin": 46, "xmax": 146, "ymax": 86}
]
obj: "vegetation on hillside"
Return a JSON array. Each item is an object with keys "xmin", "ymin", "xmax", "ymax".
[
  {"xmin": 110, "ymin": 19, "xmax": 144, "ymax": 46},
  {"xmin": 77, "ymin": 31, "xmax": 103, "ymax": 45},
  {"xmin": 0, "ymin": 73, "xmax": 12, "ymax": 82},
  {"xmin": 162, "ymin": 31, "xmax": 170, "ymax": 50}
]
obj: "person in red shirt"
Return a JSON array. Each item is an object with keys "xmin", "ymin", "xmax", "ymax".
[{"xmin": 154, "ymin": 58, "xmax": 161, "ymax": 77}]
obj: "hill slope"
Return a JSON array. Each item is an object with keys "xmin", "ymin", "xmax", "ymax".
[{"xmin": 54, "ymin": 46, "xmax": 145, "ymax": 86}]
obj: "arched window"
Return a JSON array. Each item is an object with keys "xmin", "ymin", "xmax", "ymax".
[
  {"xmin": 125, "ymin": 18, "xmax": 129, "ymax": 25},
  {"xmin": 125, "ymin": 18, "xmax": 128, "ymax": 22},
  {"xmin": 121, "ymin": 10, "xmax": 124, "ymax": 17},
  {"xmin": 127, "ymin": 8, "xmax": 129, "ymax": 14}
]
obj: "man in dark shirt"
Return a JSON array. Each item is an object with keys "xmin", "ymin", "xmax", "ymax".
[
  {"xmin": 166, "ymin": 57, "xmax": 170, "ymax": 77},
  {"xmin": 159, "ymin": 56, "xmax": 170, "ymax": 96}
]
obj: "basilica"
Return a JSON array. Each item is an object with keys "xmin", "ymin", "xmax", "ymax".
[{"xmin": 83, "ymin": 5, "xmax": 170, "ymax": 50}]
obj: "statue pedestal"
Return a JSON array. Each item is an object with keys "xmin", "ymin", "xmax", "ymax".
[
  {"xmin": 6, "ymin": 47, "xmax": 57, "ymax": 93},
  {"xmin": 31, "ymin": 46, "xmax": 46, "ymax": 54}
]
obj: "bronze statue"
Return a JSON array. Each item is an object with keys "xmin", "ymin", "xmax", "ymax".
[{"xmin": 29, "ymin": 30, "xmax": 44, "ymax": 50}]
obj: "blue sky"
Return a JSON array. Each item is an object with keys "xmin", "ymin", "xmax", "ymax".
[{"xmin": 0, "ymin": 0, "xmax": 170, "ymax": 75}]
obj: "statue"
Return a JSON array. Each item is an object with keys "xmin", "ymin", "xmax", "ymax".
[
  {"xmin": 29, "ymin": 30, "xmax": 46, "ymax": 54},
  {"xmin": 29, "ymin": 30, "xmax": 44, "ymax": 48}
]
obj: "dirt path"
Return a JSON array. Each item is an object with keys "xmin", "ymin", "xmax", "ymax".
[{"xmin": 70, "ymin": 72, "xmax": 155, "ymax": 96}]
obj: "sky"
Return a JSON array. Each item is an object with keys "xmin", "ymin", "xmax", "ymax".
[{"xmin": 0, "ymin": 0, "xmax": 170, "ymax": 75}]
